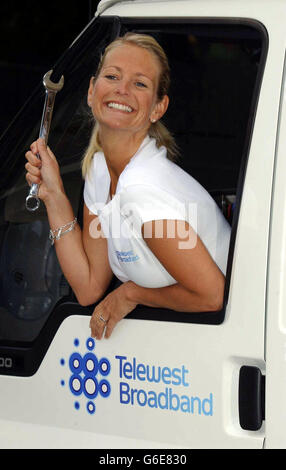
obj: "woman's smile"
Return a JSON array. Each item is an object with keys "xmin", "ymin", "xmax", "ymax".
[{"xmin": 105, "ymin": 101, "xmax": 134, "ymax": 113}]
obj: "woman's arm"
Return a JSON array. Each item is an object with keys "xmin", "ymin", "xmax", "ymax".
[
  {"xmin": 89, "ymin": 219, "xmax": 225, "ymax": 339},
  {"xmin": 45, "ymin": 195, "xmax": 113, "ymax": 306},
  {"xmin": 125, "ymin": 278, "xmax": 224, "ymax": 313},
  {"xmin": 134, "ymin": 219, "xmax": 225, "ymax": 312},
  {"xmin": 25, "ymin": 139, "xmax": 113, "ymax": 305}
]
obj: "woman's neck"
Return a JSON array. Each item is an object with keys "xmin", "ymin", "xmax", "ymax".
[{"xmin": 99, "ymin": 127, "xmax": 148, "ymax": 194}]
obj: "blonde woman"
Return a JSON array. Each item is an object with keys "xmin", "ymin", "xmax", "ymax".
[{"xmin": 25, "ymin": 33, "xmax": 230, "ymax": 340}]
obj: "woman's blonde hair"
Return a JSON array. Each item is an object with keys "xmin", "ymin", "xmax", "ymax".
[{"xmin": 82, "ymin": 32, "xmax": 178, "ymax": 177}]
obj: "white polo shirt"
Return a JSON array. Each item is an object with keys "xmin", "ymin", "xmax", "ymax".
[{"xmin": 84, "ymin": 136, "xmax": 231, "ymax": 288}]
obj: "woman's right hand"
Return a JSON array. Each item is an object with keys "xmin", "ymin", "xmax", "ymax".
[{"xmin": 25, "ymin": 138, "xmax": 64, "ymax": 202}]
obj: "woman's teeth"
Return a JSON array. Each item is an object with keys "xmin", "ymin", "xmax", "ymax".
[{"xmin": 107, "ymin": 102, "xmax": 133, "ymax": 113}]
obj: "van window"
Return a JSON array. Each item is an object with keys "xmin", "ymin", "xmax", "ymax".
[{"xmin": 0, "ymin": 19, "xmax": 267, "ymax": 357}]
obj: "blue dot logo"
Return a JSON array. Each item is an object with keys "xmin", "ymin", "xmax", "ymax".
[{"xmin": 60, "ymin": 337, "xmax": 111, "ymax": 414}]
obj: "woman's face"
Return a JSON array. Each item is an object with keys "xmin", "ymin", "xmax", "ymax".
[{"xmin": 88, "ymin": 43, "xmax": 168, "ymax": 136}]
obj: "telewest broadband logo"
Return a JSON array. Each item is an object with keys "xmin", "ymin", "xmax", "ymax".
[
  {"xmin": 60, "ymin": 339, "xmax": 213, "ymax": 417},
  {"xmin": 115, "ymin": 355, "xmax": 213, "ymax": 416}
]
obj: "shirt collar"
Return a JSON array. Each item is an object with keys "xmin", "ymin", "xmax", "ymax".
[{"xmin": 94, "ymin": 135, "xmax": 167, "ymax": 206}]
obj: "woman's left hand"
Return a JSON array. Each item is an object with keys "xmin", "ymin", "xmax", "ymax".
[{"xmin": 89, "ymin": 281, "xmax": 137, "ymax": 339}]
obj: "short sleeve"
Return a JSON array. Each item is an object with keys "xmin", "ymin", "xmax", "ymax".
[
  {"xmin": 83, "ymin": 152, "xmax": 111, "ymax": 216},
  {"xmin": 83, "ymin": 158, "xmax": 98, "ymax": 216},
  {"xmin": 120, "ymin": 184, "xmax": 193, "ymax": 229}
]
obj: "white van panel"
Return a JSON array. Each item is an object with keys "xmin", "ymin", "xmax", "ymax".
[
  {"xmin": 0, "ymin": 419, "xmax": 178, "ymax": 449},
  {"xmin": 0, "ymin": 316, "xmax": 265, "ymax": 448},
  {"xmin": 100, "ymin": 0, "xmax": 286, "ymax": 29},
  {"xmin": 265, "ymin": 52, "xmax": 286, "ymax": 449}
]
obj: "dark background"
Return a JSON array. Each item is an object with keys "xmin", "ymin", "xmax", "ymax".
[{"xmin": 0, "ymin": 0, "xmax": 100, "ymax": 137}]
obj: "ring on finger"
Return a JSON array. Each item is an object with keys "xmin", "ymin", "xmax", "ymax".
[{"xmin": 99, "ymin": 314, "xmax": 107, "ymax": 325}]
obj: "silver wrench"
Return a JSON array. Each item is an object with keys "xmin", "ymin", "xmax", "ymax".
[{"xmin": 25, "ymin": 69, "xmax": 64, "ymax": 211}]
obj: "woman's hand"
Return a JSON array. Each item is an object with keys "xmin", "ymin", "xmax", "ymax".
[
  {"xmin": 89, "ymin": 281, "xmax": 138, "ymax": 339},
  {"xmin": 25, "ymin": 138, "xmax": 64, "ymax": 202}
]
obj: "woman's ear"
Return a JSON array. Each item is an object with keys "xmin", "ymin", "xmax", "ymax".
[
  {"xmin": 87, "ymin": 76, "xmax": 95, "ymax": 107},
  {"xmin": 150, "ymin": 95, "xmax": 169, "ymax": 123}
]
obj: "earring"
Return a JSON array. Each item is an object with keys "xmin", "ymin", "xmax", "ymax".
[{"xmin": 151, "ymin": 118, "xmax": 156, "ymax": 123}]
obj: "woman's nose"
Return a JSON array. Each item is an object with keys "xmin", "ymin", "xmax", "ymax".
[{"xmin": 115, "ymin": 78, "xmax": 130, "ymax": 95}]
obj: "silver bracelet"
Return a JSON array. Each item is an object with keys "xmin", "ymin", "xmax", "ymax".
[{"xmin": 49, "ymin": 217, "xmax": 77, "ymax": 245}]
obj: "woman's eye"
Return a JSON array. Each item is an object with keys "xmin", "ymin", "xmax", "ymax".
[
  {"xmin": 105, "ymin": 75, "xmax": 117, "ymax": 80},
  {"xmin": 135, "ymin": 81, "xmax": 147, "ymax": 88}
]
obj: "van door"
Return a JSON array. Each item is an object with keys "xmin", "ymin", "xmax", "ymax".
[
  {"xmin": 0, "ymin": 15, "xmax": 277, "ymax": 449},
  {"xmin": 265, "ymin": 51, "xmax": 286, "ymax": 449}
]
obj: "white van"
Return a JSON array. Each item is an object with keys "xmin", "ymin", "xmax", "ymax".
[{"xmin": 0, "ymin": 0, "xmax": 285, "ymax": 449}]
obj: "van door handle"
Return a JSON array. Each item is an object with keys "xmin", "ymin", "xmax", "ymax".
[{"xmin": 238, "ymin": 365, "xmax": 265, "ymax": 431}]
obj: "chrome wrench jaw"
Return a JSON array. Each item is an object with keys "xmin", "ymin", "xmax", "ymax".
[
  {"xmin": 25, "ymin": 70, "xmax": 64, "ymax": 212},
  {"xmin": 25, "ymin": 183, "xmax": 41, "ymax": 211},
  {"xmin": 43, "ymin": 70, "xmax": 65, "ymax": 93}
]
